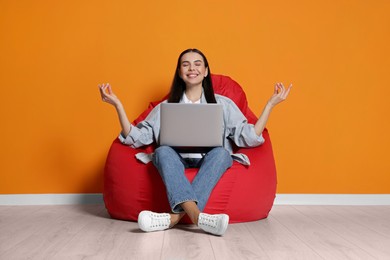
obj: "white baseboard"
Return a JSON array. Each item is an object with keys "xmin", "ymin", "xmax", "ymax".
[
  {"xmin": 0, "ymin": 194, "xmax": 103, "ymax": 205},
  {"xmin": 0, "ymin": 193, "xmax": 389, "ymax": 206}
]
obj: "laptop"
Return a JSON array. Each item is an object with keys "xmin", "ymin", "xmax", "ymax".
[{"xmin": 159, "ymin": 103, "xmax": 223, "ymax": 153}]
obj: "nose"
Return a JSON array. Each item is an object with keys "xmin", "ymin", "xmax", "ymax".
[{"xmin": 188, "ymin": 64, "xmax": 195, "ymax": 71}]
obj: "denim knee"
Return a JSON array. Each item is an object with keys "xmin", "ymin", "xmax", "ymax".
[
  {"xmin": 153, "ymin": 145, "xmax": 178, "ymax": 165},
  {"xmin": 206, "ymin": 147, "xmax": 233, "ymax": 166}
]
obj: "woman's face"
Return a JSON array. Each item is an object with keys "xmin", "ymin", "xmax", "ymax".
[{"xmin": 178, "ymin": 52, "xmax": 209, "ymax": 88}]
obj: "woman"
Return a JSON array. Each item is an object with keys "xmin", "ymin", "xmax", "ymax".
[{"xmin": 99, "ymin": 48, "xmax": 292, "ymax": 236}]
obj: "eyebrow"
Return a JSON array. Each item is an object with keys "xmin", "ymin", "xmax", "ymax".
[{"xmin": 181, "ymin": 60, "xmax": 203, "ymax": 64}]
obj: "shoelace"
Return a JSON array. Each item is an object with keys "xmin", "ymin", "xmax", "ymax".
[
  {"xmin": 150, "ymin": 213, "xmax": 170, "ymax": 228},
  {"xmin": 201, "ymin": 215, "xmax": 218, "ymax": 228}
]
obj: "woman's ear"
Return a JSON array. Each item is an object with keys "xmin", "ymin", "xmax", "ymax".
[{"xmin": 205, "ymin": 67, "xmax": 209, "ymax": 77}]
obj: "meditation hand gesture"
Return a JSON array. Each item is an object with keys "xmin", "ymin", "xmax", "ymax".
[
  {"xmin": 267, "ymin": 83, "xmax": 292, "ymax": 108},
  {"xmin": 99, "ymin": 83, "xmax": 121, "ymax": 107},
  {"xmin": 98, "ymin": 83, "xmax": 131, "ymax": 136},
  {"xmin": 254, "ymin": 82, "xmax": 293, "ymax": 136}
]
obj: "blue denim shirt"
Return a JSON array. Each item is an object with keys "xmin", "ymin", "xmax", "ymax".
[{"xmin": 118, "ymin": 94, "xmax": 264, "ymax": 165}]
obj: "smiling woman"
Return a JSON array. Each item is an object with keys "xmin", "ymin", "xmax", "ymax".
[{"xmin": 99, "ymin": 48, "xmax": 291, "ymax": 236}]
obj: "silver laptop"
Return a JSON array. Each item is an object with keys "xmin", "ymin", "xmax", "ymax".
[{"xmin": 159, "ymin": 103, "xmax": 223, "ymax": 152}]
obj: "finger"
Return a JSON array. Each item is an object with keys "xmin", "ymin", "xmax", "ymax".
[
  {"xmin": 274, "ymin": 83, "xmax": 281, "ymax": 94},
  {"xmin": 102, "ymin": 83, "xmax": 110, "ymax": 94},
  {"xmin": 283, "ymin": 83, "xmax": 292, "ymax": 98},
  {"xmin": 100, "ymin": 85, "xmax": 111, "ymax": 100},
  {"xmin": 100, "ymin": 84, "xmax": 107, "ymax": 94},
  {"xmin": 276, "ymin": 83, "xmax": 284, "ymax": 96},
  {"xmin": 107, "ymin": 83, "xmax": 113, "ymax": 94},
  {"xmin": 98, "ymin": 84, "xmax": 105, "ymax": 94},
  {"xmin": 98, "ymin": 85, "xmax": 105, "ymax": 97}
]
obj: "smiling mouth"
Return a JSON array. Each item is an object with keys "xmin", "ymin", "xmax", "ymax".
[{"xmin": 187, "ymin": 74, "xmax": 199, "ymax": 78}]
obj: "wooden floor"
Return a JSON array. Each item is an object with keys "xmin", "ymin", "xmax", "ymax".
[{"xmin": 1, "ymin": 205, "xmax": 389, "ymax": 259}]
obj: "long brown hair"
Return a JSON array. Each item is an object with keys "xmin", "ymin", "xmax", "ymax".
[{"xmin": 167, "ymin": 49, "xmax": 216, "ymax": 103}]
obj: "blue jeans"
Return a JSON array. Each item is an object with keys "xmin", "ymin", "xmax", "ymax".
[{"xmin": 152, "ymin": 146, "xmax": 233, "ymax": 213}]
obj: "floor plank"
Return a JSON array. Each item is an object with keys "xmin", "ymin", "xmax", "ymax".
[
  {"xmin": 209, "ymin": 222, "xmax": 270, "ymax": 260},
  {"xmin": 326, "ymin": 206, "xmax": 390, "ymax": 238},
  {"xmin": 246, "ymin": 211, "xmax": 323, "ymax": 260},
  {"xmin": 0, "ymin": 205, "xmax": 69, "ymax": 253},
  {"xmin": 51, "ymin": 210, "xmax": 165, "ymax": 260},
  {"xmin": 161, "ymin": 225, "xmax": 215, "ymax": 260},
  {"xmin": 102, "ymin": 222, "xmax": 165, "ymax": 260},
  {"xmin": 0, "ymin": 205, "xmax": 42, "ymax": 229},
  {"xmin": 0, "ymin": 205, "xmax": 104, "ymax": 259},
  {"xmin": 271, "ymin": 206, "xmax": 376, "ymax": 260},
  {"xmin": 306, "ymin": 206, "xmax": 390, "ymax": 258},
  {"xmin": 0, "ymin": 205, "xmax": 10, "ymax": 214}
]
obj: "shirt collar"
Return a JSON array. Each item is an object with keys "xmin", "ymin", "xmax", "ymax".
[{"xmin": 181, "ymin": 90, "xmax": 204, "ymax": 104}]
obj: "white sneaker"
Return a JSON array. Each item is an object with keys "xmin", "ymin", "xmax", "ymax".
[
  {"xmin": 138, "ymin": 211, "xmax": 171, "ymax": 232},
  {"xmin": 198, "ymin": 213, "xmax": 229, "ymax": 236}
]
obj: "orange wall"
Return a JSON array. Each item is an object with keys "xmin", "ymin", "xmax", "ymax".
[{"xmin": 1, "ymin": 0, "xmax": 389, "ymax": 194}]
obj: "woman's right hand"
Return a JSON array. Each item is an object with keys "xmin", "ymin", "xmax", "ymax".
[
  {"xmin": 98, "ymin": 83, "xmax": 131, "ymax": 136},
  {"xmin": 99, "ymin": 83, "xmax": 121, "ymax": 107}
]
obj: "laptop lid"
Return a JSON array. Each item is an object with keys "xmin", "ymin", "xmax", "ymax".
[{"xmin": 159, "ymin": 103, "xmax": 223, "ymax": 152}]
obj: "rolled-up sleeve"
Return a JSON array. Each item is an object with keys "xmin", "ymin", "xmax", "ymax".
[
  {"xmin": 118, "ymin": 105, "xmax": 160, "ymax": 148},
  {"xmin": 225, "ymin": 100, "xmax": 265, "ymax": 148}
]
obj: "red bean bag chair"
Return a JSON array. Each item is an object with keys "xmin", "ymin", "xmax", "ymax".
[{"xmin": 103, "ymin": 74, "xmax": 277, "ymax": 223}]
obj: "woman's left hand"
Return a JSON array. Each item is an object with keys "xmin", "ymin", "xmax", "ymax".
[
  {"xmin": 254, "ymin": 83, "xmax": 293, "ymax": 135},
  {"xmin": 267, "ymin": 83, "xmax": 292, "ymax": 108}
]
